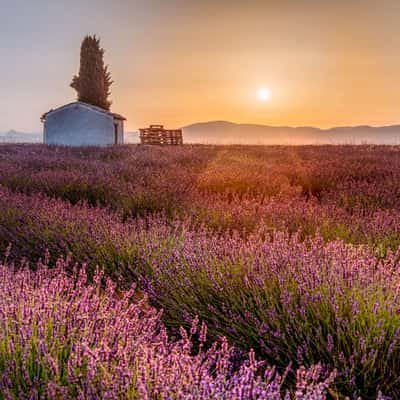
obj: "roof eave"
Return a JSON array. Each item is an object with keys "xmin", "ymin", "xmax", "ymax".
[
  {"xmin": 112, "ymin": 114, "xmax": 126, "ymax": 121},
  {"xmin": 41, "ymin": 102, "xmax": 126, "ymax": 122}
]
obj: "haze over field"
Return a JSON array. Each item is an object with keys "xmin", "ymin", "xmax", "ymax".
[{"xmin": 4, "ymin": 123, "xmax": 400, "ymax": 145}]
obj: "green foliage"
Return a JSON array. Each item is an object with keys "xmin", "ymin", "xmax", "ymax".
[{"xmin": 70, "ymin": 35, "xmax": 112, "ymax": 110}]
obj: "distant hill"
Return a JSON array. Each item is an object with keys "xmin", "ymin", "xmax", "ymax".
[
  {"xmin": 0, "ymin": 130, "xmax": 42, "ymax": 143},
  {"xmin": 182, "ymin": 121, "xmax": 400, "ymax": 145}
]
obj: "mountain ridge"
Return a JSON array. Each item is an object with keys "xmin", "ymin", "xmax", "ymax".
[
  {"xmin": 181, "ymin": 121, "xmax": 400, "ymax": 144},
  {"xmin": 183, "ymin": 120, "xmax": 400, "ymax": 131}
]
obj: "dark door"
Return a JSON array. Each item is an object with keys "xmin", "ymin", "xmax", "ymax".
[{"xmin": 114, "ymin": 124, "xmax": 118, "ymax": 145}]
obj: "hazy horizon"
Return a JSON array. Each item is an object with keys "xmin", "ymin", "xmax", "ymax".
[
  {"xmin": 3, "ymin": 119, "xmax": 400, "ymax": 146},
  {"xmin": 6, "ymin": 118, "xmax": 400, "ymax": 134}
]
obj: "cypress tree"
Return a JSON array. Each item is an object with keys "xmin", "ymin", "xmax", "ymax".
[{"xmin": 70, "ymin": 35, "xmax": 112, "ymax": 110}]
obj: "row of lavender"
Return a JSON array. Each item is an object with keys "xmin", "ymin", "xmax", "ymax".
[
  {"xmin": 0, "ymin": 144, "xmax": 400, "ymax": 397},
  {"xmin": 1, "ymin": 144, "xmax": 400, "ymax": 249},
  {"xmin": 0, "ymin": 261, "xmax": 335, "ymax": 399},
  {"xmin": 0, "ymin": 144, "xmax": 400, "ymax": 214}
]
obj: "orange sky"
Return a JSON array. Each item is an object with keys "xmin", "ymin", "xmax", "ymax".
[{"xmin": 2, "ymin": 0, "xmax": 400, "ymax": 131}]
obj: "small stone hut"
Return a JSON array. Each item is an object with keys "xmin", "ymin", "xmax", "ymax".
[{"xmin": 41, "ymin": 102, "xmax": 126, "ymax": 146}]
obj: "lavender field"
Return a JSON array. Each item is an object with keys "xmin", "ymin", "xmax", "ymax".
[{"xmin": 1, "ymin": 144, "xmax": 400, "ymax": 399}]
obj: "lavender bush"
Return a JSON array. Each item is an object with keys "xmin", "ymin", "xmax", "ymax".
[{"xmin": 0, "ymin": 259, "xmax": 336, "ymax": 399}]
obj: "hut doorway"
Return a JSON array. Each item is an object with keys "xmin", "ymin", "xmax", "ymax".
[{"xmin": 114, "ymin": 123, "xmax": 118, "ymax": 145}]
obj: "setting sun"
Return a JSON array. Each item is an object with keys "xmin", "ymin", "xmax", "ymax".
[{"xmin": 257, "ymin": 87, "xmax": 271, "ymax": 102}]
